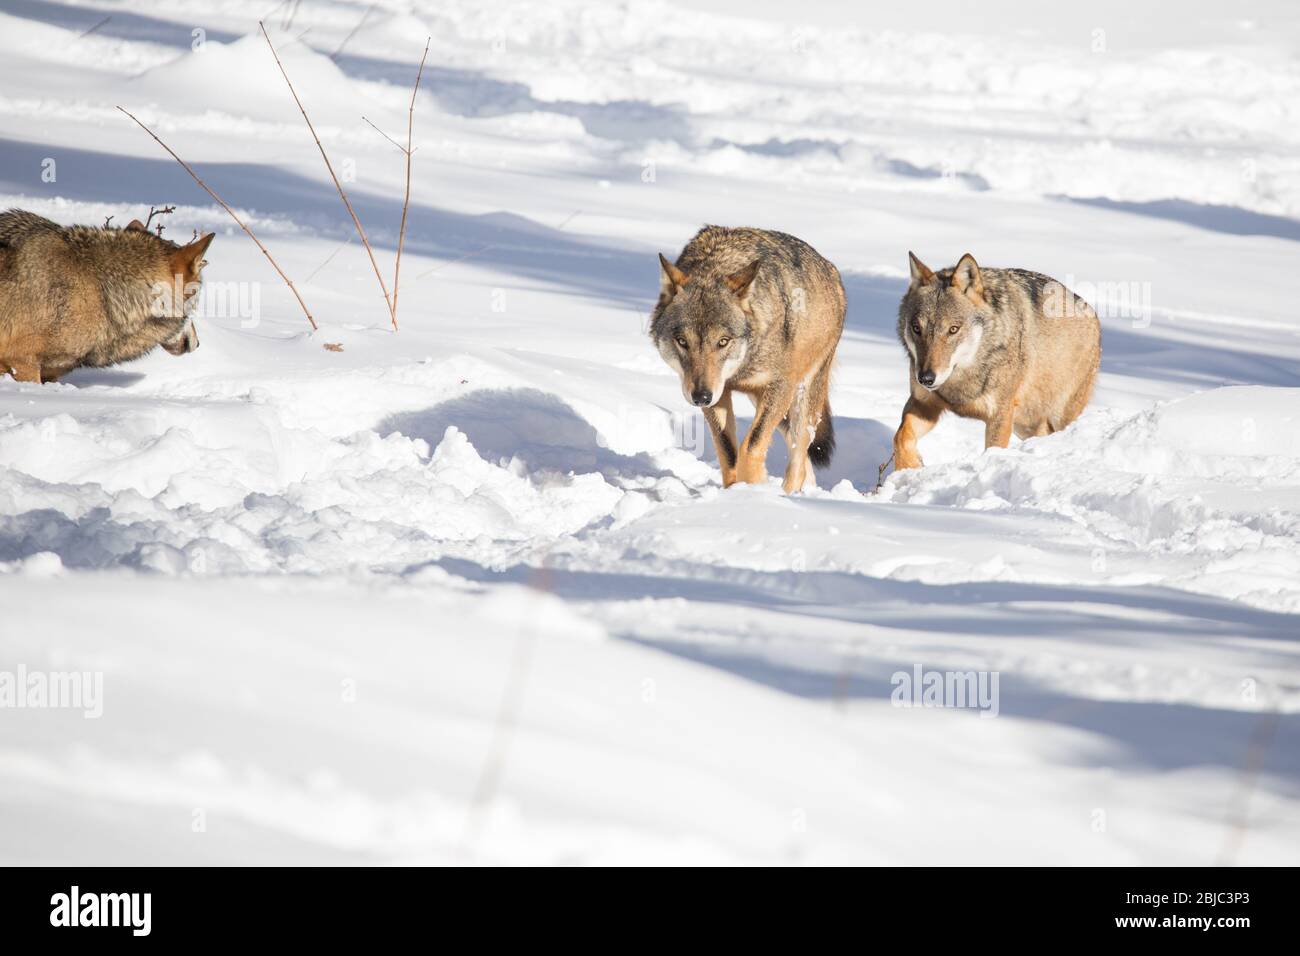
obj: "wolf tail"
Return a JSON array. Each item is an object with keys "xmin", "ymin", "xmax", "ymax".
[{"xmin": 808, "ymin": 400, "xmax": 835, "ymax": 469}]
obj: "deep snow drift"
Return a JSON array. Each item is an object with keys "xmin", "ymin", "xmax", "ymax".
[{"xmin": 0, "ymin": 0, "xmax": 1297, "ymax": 864}]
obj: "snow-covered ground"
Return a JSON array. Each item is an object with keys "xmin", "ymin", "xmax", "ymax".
[{"xmin": 1, "ymin": 0, "xmax": 1298, "ymax": 864}]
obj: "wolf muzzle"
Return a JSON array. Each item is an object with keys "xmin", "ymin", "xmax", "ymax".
[{"xmin": 162, "ymin": 320, "xmax": 200, "ymax": 356}]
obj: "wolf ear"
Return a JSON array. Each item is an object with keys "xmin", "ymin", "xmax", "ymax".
[
  {"xmin": 950, "ymin": 253, "xmax": 984, "ymax": 300},
  {"xmin": 125, "ymin": 219, "xmax": 147, "ymax": 232},
  {"xmin": 724, "ymin": 259, "xmax": 760, "ymax": 301},
  {"xmin": 171, "ymin": 232, "xmax": 215, "ymax": 275},
  {"xmin": 659, "ymin": 253, "xmax": 689, "ymax": 296},
  {"xmin": 908, "ymin": 251, "xmax": 935, "ymax": 287}
]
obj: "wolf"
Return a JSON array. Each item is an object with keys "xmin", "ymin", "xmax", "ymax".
[
  {"xmin": 0, "ymin": 209, "xmax": 214, "ymax": 383},
  {"xmin": 651, "ymin": 225, "xmax": 846, "ymax": 493},
  {"xmin": 893, "ymin": 252, "xmax": 1101, "ymax": 471}
]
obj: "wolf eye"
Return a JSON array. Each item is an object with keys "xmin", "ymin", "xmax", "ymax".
[
  {"xmin": 910, "ymin": 322, "xmax": 921, "ymax": 335},
  {"xmin": 948, "ymin": 325, "xmax": 960, "ymax": 335},
  {"xmin": 675, "ymin": 336, "xmax": 688, "ymax": 348},
  {"xmin": 717, "ymin": 337, "xmax": 730, "ymax": 348}
]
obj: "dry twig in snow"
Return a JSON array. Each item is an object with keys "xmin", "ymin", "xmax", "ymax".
[
  {"xmin": 260, "ymin": 20, "xmax": 395, "ymax": 327},
  {"xmin": 392, "ymin": 37, "xmax": 431, "ymax": 330},
  {"xmin": 117, "ymin": 106, "xmax": 317, "ymax": 330}
]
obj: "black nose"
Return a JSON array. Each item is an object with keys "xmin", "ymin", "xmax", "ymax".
[
  {"xmin": 917, "ymin": 369, "xmax": 936, "ymax": 388},
  {"xmin": 691, "ymin": 388, "xmax": 713, "ymax": 406}
]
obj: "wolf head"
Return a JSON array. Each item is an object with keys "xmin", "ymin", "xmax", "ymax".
[
  {"xmin": 898, "ymin": 252, "xmax": 987, "ymax": 391},
  {"xmin": 126, "ymin": 222, "xmax": 214, "ymax": 355},
  {"xmin": 650, "ymin": 253, "xmax": 757, "ymax": 408}
]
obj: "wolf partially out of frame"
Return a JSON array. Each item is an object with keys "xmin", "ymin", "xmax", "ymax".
[{"xmin": 0, "ymin": 209, "xmax": 213, "ymax": 384}]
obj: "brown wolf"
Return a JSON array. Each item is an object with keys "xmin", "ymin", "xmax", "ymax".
[
  {"xmin": 652, "ymin": 225, "xmax": 846, "ymax": 493},
  {"xmin": 0, "ymin": 209, "xmax": 214, "ymax": 383},
  {"xmin": 893, "ymin": 252, "xmax": 1101, "ymax": 471}
]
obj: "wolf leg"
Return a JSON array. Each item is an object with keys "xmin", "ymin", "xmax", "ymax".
[
  {"xmin": 1057, "ymin": 360, "xmax": 1099, "ymax": 430},
  {"xmin": 984, "ymin": 405, "xmax": 1017, "ymax": 449},
  {"xmin": 1013, "ymin": 414, "xmax": 1052, "ymax": 439},
  {"xmin": 737, "ymin": 382, "xmax": 795, "ymax": 485},
  {"xmin": 702, "ymin": 388, "xmax": 739, "ymax": 486},
  {"xmin": 781, "ymin": 382, "xmax": 815, "ymax": 494},
  {"xmin": 893, "ymin": 396, "xmax": 941, "ymax": 470}
]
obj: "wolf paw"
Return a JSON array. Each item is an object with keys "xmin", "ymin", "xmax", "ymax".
[{"xmin": 893, "ymin": 448, "xmax": 924, "ymax": 471}]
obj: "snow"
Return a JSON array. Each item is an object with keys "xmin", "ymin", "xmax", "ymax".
[{"xmin": 1, "ymin": 0, "xmax": 1298, "ymax": 864}]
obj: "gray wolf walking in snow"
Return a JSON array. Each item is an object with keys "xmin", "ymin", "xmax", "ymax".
[
  {"xmin": 893, "ymin": 252, "xmax": 1102, "ymax": 471},
  {"xmin": 651, "ymin": 225, "xmax": 846, "ymax": 493}
]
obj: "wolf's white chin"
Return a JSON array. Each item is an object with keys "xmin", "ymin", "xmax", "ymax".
[{"xmin": 924, "ymin": 326, "xmax": 982, "ymax": 390}]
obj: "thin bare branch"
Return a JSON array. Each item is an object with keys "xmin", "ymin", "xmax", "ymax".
[
  {"xmin": 391, "ymin": 37, "xmax": 430, "ymax": 330},
  {"xmin": 875, "ymin": 452, "xmax": 894, "ymax": 491},
  {"xmin": 260, "ymin": 0, "xmax": 289, "ymax": 22},
  {"xmin": 117, "ymin": 106, "xmax": 318, "ymax": 330},
  {"xmin": 551, "ymin": 210, "xmax": 582, "ymax": 231},
  {"xmin": 331, "ymin": 2, "xmax": 377, "ymax": 61},
  {"xmin": 416, "ymin": 243, "xmax": 495, "ymax": 279},
  {"xmin": 144, "ymin": 203, "xmax": 176, "ymax": 234},
  {"xmin": 260, "ymin": 21, "xmax": 395, "ymax": 326},
  {"xmin": 362, "ymin": 117, "xmax": 407, "ymax": 154},
  {"xmin": 282, "ymin": 0, "xmax": 302, "ymax": 31},
  {"xmin": 304, "ymin": 233, "xmax": 354, "ymax": 284},
  {"xmin": 77, "ymin": 15, "xmax": 112, "ymax": 40}
]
